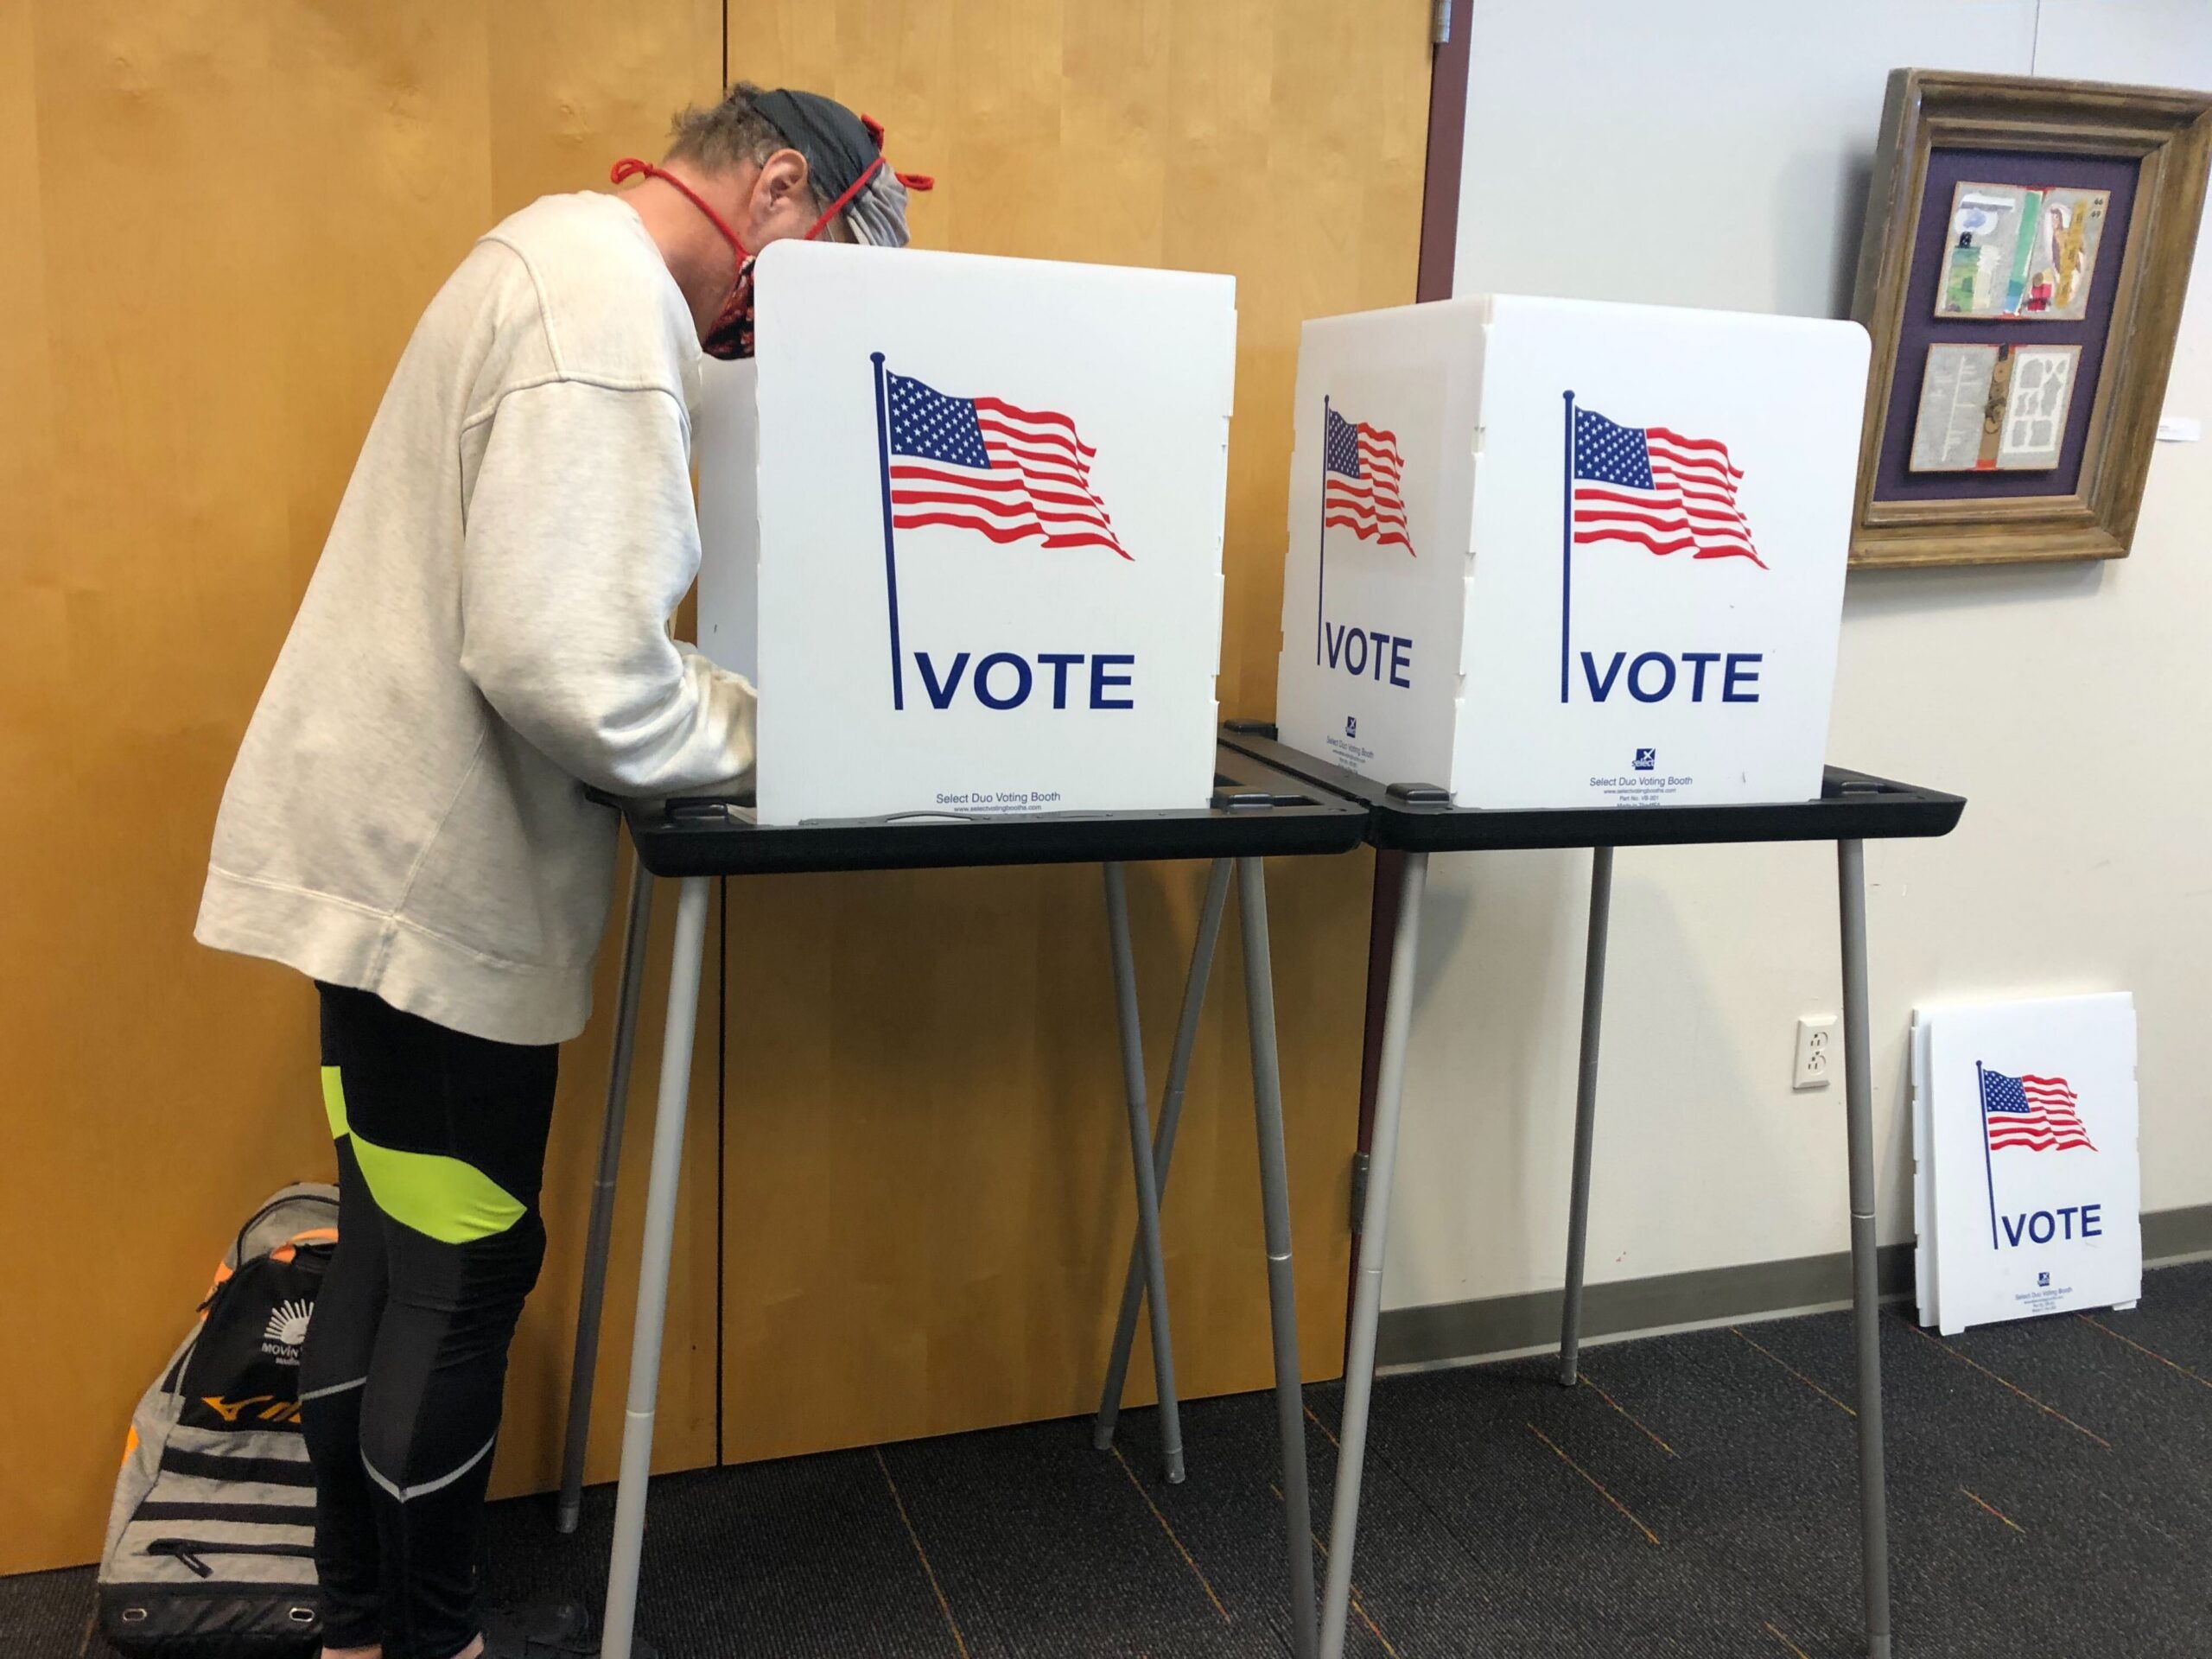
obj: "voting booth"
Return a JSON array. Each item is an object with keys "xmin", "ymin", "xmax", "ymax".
[
  {"xmin": 1274, "ymin": 295, "xmax": 1871, "ymax": 809},
  {"xmin": 696, "ymin": 241, "xmax": 1236, "ymax": 825},
  {"xmin": 1913, "ymin": 992, "xmax": 2142, "ymax": 1335}
]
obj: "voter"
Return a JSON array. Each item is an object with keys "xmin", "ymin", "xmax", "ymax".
[{"xmin": 191, "ymin": 83, "xmax": 925, "ymax": 1659}]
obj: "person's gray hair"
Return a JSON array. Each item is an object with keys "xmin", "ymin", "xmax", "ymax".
[
  {"xmin": 665, "ymin": 82, "xmax": 789, "ymax": 174},
  {"xmin": 664, "ymin": 81, "xmax": 856, "ymax": 237}
]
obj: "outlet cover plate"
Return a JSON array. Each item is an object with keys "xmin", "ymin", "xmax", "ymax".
[{"xmin": 1795, "ymin": 1015, "xmax": 1839, "ymax": 1090}]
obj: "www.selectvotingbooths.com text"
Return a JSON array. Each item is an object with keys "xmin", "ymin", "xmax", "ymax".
[{"xmin": 934, "ymin": 790, "xmax": 1066, "ymax": 812}]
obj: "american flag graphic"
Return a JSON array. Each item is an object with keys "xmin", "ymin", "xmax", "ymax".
[
  {"xmin": 883, "ymin": 368, "xmax": 1126, "ymax": 558},
  {"xmin": 1980, "ymin": 1067, "xmax": 2096, "ymax": 1153},
  {"xmin": 1570, "ymin": 405, "xmax": 1762, "ymax": 568},
  {"xmin": 1324, "ymin": 406, "xmax": 1413, "ymax": 554}
]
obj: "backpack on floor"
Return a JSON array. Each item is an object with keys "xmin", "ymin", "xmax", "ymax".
[{"xmin": 98, "ymin": 1183, "xmax": 339, "ymax": 1658}]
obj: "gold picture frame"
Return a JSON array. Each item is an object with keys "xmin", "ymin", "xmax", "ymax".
[{"xmin": 1848, "ymin": 69, "xmax": 2212, "ymax": 568}]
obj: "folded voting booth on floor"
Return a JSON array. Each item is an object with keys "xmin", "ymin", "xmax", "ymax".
[
  {"xmin": 696, "ymin": 239, "xmax": 1233, "ymax": 823},
  {"xmin": 1275, "ymin": 293, "xmax": 1868, "ymax": 805},
  {"xmin": 567, "ymin": 244, "xmax": 1364, "ymax": 1659},
  {"xmin": 1254, "ymin": 293, "xmax": 1945, "ymax": 1659},
  {"xmin": 1913, "ymin": 993, "xmax": 2142, "ymax": 1336}
]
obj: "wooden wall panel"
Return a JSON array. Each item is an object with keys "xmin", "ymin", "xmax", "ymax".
[
  {"xmin": 716, "ymin": 0, "xmax": 1429, "ymax": 1462},
  {"xmin": 0, "ymin": 0, "xmax": 1429, "ymax": 1570},
  {"xmin": 0, "ymin": 0, "xmax": 721, "ymax": 1573}
]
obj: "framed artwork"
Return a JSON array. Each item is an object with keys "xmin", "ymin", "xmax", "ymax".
[{"xmin": 1848, "ymin": 70, "xmax": 2212, "ymax": 567}]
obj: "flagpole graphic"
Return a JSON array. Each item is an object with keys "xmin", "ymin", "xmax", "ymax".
[
  {"xmin": 871, "ymin": 351, "xmax": 906, "ymax": 711},
  {"xmin": 1560, "ymin": 388, "xmax": 1575, "ymax": 705},
  {"xmin": 1316, "ymin": 393, "xmax": 1330, "ymax": 665},
  {"xmin": 1976, "ymin": 1060, "xmax": 1999, "ymax": 1251}
]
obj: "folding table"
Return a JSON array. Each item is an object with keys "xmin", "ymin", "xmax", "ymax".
[
  {"xmin": 1221, "ymin": 723, "xmax": 1965, "ymax": 1659},
  {"xmin": 556, "ymin": 742, "xmax": 1367, "ymax": 1659}
]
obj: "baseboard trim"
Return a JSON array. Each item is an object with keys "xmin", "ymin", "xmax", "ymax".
[
  {"xmin": 2143, "ymin": 1202, "xmax": 2212, "ymax": 1262},
  {"xmin": 1376, "ymin": 1204, "xmax": 2212, "ymax": 1370}
]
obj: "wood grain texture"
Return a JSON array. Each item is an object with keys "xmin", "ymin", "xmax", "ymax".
[
  {"xmin": 714, "ymin": 0, "xmax": 1427, "ymax": 1462},
  {"xmin": 0, "ymin": 0, "xmax": 721, "ymax": 1573}
]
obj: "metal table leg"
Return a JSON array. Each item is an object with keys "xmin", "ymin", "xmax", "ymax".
[
  {"xmin": 1236, "ymin": 856, "xmax": 1319, "ymax": 1659},
  {"xmin": 1558, "ymin": 844, "xmax": 1615, "ymax": 1386},
  {"xmin": 600, "ymin": 874, "xmax": 713, "ymax": 1659},
  {"xmin": 1102, "ymin": 862, "xmax": 1186, "ymax": 1482},
  {"xmin": 1319, "ymin": 850, "xmax": 1427, "ymax": 1659},
  {"xmin": 1837, "ymin": 839, "xmax": 1892, "ymax": 1658},
  {"xmin": 557, "ymin": 853, "xmax": 656, "ymax": 1534},
  {"xmin": 1096, "ymin": 857, "xmax": 1232, "ymax": 1453}
]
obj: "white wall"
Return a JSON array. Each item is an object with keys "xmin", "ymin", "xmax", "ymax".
[{"xmin": 1385, "ymin": 0, "xmax": 2212, "ymax": 1316}]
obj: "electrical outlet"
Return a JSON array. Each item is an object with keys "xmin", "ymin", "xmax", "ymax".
[{"xmin": 1794, "ymin": 1015, "xmax": 1839, "ymax": 1090}]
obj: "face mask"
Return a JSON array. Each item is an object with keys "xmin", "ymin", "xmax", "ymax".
[{"xmin": 610, "ymin": 156, "xmax": 887, "ymax": 359}]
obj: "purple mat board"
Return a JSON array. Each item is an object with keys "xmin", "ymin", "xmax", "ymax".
[{"xmin": 1872, "ymin": 145, "xmax": 2141, "ymax": 504}]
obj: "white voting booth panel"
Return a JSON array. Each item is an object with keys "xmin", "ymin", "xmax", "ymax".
[
  {"xmin": 696, "ymin": 241, "xmax": 1235, "ymax": 825},
  {"xmin": 1912, "ymin": 993, "xmax": 2141, "ymax": 1337},
  {"xmin": 1274, "ymin": 295, "xmax": 1870, "ymax": 808}
]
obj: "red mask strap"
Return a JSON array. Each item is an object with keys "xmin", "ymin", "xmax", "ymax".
[
  {"xmin": 610, "ymin": 157, "xmax": 752, "ymax": 262},
  {"xmin": 860, "ymin": 112, "xmax": 936, "ymax": 193},
  {"xmin": 805, "ymin": 156, "xmax": 884, "ymax": 238}
]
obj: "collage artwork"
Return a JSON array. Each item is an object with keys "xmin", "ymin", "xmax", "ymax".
[{"xmin": 1908, "ymin": 179, "xmax": 2110, "ymax": 475}]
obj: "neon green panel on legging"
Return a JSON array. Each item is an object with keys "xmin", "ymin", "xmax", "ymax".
[
  {"xmin": 318, "ymin": 1065, "xmax": 526, "ymax": 1245},
  {"xmin": 321, "ymin": 1065, "xmax": 350, "ymax": 1141}
]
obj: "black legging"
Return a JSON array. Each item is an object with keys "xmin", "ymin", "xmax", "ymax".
[{"xmin": 299, "ymin": 982, "xmax": 558, "ymax": 1659}]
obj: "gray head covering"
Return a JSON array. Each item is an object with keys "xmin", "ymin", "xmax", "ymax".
[{"xmin": 842, "ymin": 168, "xmax": 916, "ymax": 248}]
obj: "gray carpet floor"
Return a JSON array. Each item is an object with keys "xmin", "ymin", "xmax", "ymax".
[{"xmin": 10, "ymin": 1260, "xmax": 2208, "ymax": 1657}]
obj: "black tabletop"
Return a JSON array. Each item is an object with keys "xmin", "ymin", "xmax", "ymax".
[
  {"xmin": 610, "ymin": 742, "xmax": 1370, "ymax": 878},
  {"xmin": 1217, "ymin": 724, "xmax": 1966, "ymax": 852}
]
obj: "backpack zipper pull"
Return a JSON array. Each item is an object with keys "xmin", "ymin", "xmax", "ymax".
[{"xmin": 146, "ymin": 1538, "xmax": 214, "ymax": 1578}]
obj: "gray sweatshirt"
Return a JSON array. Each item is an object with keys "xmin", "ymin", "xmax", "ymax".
[{"xmin": 195, "ymin": 192, "xmax": 756, "ymax": 1046}]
